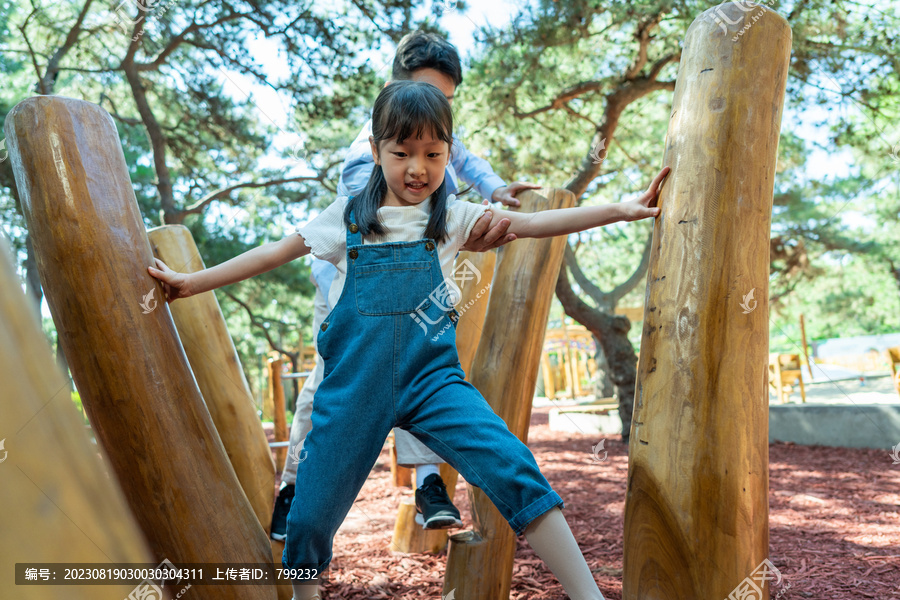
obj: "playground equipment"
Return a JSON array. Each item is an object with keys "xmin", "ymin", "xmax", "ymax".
[
  {"xmin": 769, "ymin": 353, "xmax": 807, "ymax": 403},
  {"xmin": 6, "ymin": 96, "xmax": 277, "ymax": 600},
  {"xmin": 148, "ymin": 225, "xmax": 278, "ymax": 529},
  {"xmin": 443, "ymin": 188, "xmax": 575, "ymax": 598},
  {"xmin": 390, "ymin": 249, "xmax": 496, "ymax": 554},
  {"xmin": 887, "ymin": 347, "xmax": 900, "ymax": 395},
  {"xmin": 266, "ymin": 354, "xmax": 289, "ymax": 470},
  {"xmin": 623, "ymin": 4, "xmax": 790, "ymax": 599},
  {"xmin": 540, "ymin": 320, "xmax": 598, "ymax": 400},
  {"xmin": 0, "ymin": 235, "xmax": 162, "ymax": 600}
]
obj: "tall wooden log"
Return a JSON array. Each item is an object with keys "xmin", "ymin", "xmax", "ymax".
[
  {"xmin": 5, "ymin": 96, "xmax": 276, "ymax": 600},
  {"xmin": 147, "ymin": 225, "xmax": 277, "ymax": 532},
  {"xmin": 623, "ymin": 5, "xmax": 790, "ymax": 599},
  {"xmin": 0, "ymin": 236, "xmax": 164, "ymax": 600},
  {"xmin": 444, "ymin": 188, "xmax": 574, "ymax": 598},
  {"xmin": 390, "ymin": 249, "xmax": 496, "ymax": 554}
]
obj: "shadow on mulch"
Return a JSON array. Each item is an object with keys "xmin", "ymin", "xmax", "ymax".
[{"xmin": 268, "ymin": 407, "xmax": 900, "ymax": 599}]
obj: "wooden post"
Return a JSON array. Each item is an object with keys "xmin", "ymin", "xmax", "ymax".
[
  {"xmin": 389, "ymin": 437, "xmax": 414, "ymax": 487},
  {"xmin": 268, "ymin": 355, "xmax": 288, "ymax": 472},
  {"xmin": 389, "ymin": 249, "xmax": 496, "ymax": 554},
  {"xmin": 5, "ymin": 96, "xmax": 276, "ymax": 600},
  {"xmin": 799, "ymin": 313, "xmax": 813, "ymax": 380},
  {"xmin": 444, "ymin": 188, "xmax": 574, "ymax": 598},
  {"xmin": 0, "ymin": 236, "xmax": 164, "ymax": 600},
  {"xmin": 623, "ymin": 5, "xmax": 790, "ymax": 599},
  {"xmin": 540, "ymin": 350, "xmax": 556, "ymax": 400},
  {"xmin": 148, "ymin": 225, "xmax": 277, "ymax": 532}
]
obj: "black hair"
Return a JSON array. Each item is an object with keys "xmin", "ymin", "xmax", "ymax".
[
  {"xmin": 391, "ymin": 31, "xmax": 463, "ymax": 87},
  {"xmin": 346, "ymin": 80, "xmax": 454, "ymax": 244}
]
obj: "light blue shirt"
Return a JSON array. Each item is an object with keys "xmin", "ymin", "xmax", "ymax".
[{"xmin": 336, "ymin": 119, "xmax": 506, "ymax": 200}]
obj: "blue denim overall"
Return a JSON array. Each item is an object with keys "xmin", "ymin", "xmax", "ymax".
[{"xmin": 283, "ymin": 209, "xmax": 564, "ymax": 572}]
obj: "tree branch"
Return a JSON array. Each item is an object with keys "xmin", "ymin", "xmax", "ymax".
[
  {"xmin": 181, "ymin": 173, "xmax": 331, "ymax": 217},
  {"xmin": 40, "ymin": 0, "xmax": 95, "ymax": 94},
  {"xmin": 222, "ymin": 289, "xmax": 298, "ymax": 362}
]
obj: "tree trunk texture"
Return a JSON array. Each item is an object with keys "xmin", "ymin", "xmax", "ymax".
[
  {"xmin": 6, "ymin": 96, "xmax": 275, "ymax": 600},
  {"xmin": 147, "ymin": 225, "xmax": 278, "ymax": 533},
  {"xmin": 444, "ymin": 188, "xmax": 574, "ymax": 599},
  {"xmin": 622, "ymin": 5, "xmax": 790, "ymax": 599},
  {"xmin": 0, "ymin": 233, "xmax": 165, "ymax": 600}
]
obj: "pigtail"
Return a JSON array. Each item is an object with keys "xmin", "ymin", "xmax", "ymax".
[{"xmin": 345, "ymin": 166, "xmax": 388, "ymax": 237}]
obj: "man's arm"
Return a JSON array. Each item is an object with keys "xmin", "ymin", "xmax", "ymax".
[{"xmin": 450, "ymin": 136, "xmax": 540, "ymax": 208}]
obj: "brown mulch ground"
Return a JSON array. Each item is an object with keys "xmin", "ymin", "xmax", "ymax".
[{"xmin": 268, "ymin": 407, "xmax": 900, "ymax": 599}]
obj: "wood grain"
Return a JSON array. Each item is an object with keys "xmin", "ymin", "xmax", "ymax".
[
  {"xmin": 6, "ymin": 96, "xmax": 275, "ymax": 600},
  {"xmin": 0, "ymin": 234, "xmax": 164, "ymax": 600},
  {"xmin": 444, "ymin": 188, "xmax": 574, "ymax": 598},
  {"xmin": 623, "ymin": 5, "xmax": 791, "ymax": 599},
  {"xmin": 148, "ymin": 225, "xmax": 277, "ymax": 532}
]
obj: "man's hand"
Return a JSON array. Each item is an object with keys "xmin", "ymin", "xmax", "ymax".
[
  {"xmin": 491, "ymin": 181, "xmax": 542, "ymax": 207},
  {"xmin": 460, "ymin": 200, "xmax": 517, "ymax": 252}
]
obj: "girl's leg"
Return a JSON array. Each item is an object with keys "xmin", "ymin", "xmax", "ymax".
[
  {"xmin": 401, "ymin": 379, "xmax": 604, "ymax": 599},
  {"xmin": 291, "ymin": 580, "xmax": 320, "ymax": 600},
  {"xmin": 524, "ymin": 507, "xmax": 606, "ymax": 600},
  {"xmin": 282, "ymin": 380, "xmax": 394, "ymax": 572}
]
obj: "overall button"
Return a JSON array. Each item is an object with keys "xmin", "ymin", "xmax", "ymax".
[
  {"xmin": 349, "ymin": 248, "xmax": 358, "ymax": 259},
  {"xmin": 349, "ymin": 223, "xmax": 359, "ymax": 233},
  {"xmin": 320, "ymin": 322, "xmax": 328, "ymax": 332},
  {"xmin": 425, "ymin": 241, "xmax": 435, "ymax": 251}
]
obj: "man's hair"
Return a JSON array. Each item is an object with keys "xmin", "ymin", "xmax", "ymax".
[{"xmin": 391, "ymin": 31, "xmax": 463, "ymax": 87}]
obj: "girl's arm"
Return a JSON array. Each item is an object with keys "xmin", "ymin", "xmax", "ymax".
[
  {"xmin": 484, "ymin": 167, "xmax": 669, "ymax": 239},
  {"xmin": 148, "ymin": 232, "xmax": 312, "ymax": 302}
]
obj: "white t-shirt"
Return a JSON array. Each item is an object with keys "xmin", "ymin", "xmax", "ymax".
[{"xmin": 296, "ymin": 194, "xmax": 489, "ymax": 309}]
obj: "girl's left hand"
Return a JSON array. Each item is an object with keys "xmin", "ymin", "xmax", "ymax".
[{"xmin": 622, "ymin": 166, "xmax": 670, "ymax": 222}]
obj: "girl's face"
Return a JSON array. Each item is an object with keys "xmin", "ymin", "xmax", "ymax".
[{"xmin": 370, "ymin": 132, "xmax": 450, "ymax": 207}]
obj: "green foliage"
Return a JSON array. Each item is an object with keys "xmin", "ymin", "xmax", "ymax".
[{"xmin": 2, "ymin": 0, "xmax": 900, "ymax": 397}]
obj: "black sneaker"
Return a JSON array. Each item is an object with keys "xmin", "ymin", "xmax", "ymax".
[
  {"xmin": 270, "ymin": 483, "xmax": 295, "ymax": 541},
  {"xmin": 414, "ymin": 474, "xmax": 463, "ymax": 529}
]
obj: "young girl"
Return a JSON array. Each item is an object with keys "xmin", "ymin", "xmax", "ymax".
[{"xmin": 150, "ymin": 80, "xmax": 668, "ymax": 600}]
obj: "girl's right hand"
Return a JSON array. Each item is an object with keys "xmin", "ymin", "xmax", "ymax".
[{"xmin": 147, "ymin": 258, "xmax": 194, "ymax": 303}]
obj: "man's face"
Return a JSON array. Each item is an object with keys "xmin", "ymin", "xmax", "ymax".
[{"xmin": 409, "ymin": 68, "xmax": 457, "ymax": 106}]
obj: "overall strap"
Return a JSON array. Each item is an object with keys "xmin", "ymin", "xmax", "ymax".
[{"xmin": 346, "ymin": 200, "xmax": 362, "ymax": 247}]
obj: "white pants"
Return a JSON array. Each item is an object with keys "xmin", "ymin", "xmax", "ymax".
[{"xmin": 281, "ymin": 272, "xmax": 442, "ymax": 485}]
